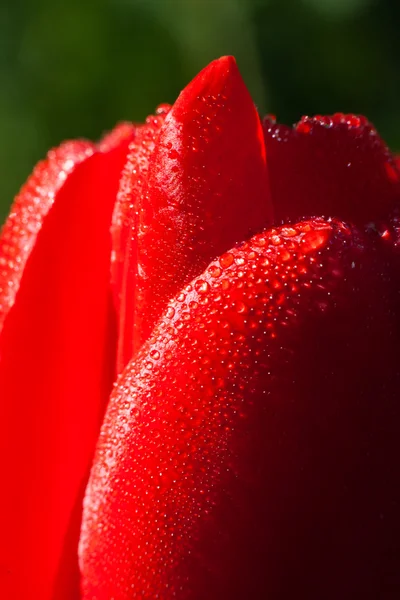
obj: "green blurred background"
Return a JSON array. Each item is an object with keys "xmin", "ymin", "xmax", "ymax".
[{"xmin": 1, "ymin": 0, "xmax": 399, "ymax": 221}]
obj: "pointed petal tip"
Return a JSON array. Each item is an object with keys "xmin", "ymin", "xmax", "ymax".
[
  {"xmin": 210, "ymin": 55, "xmax": 237, "ymax": 70},
  {"xmin": 185, "ymin": 56, "xmax": 241, "ymax": 96}
]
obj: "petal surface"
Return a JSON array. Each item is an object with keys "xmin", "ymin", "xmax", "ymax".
[
  {"xmin": 111, "ymin": 107, "xmax": 170, "ymax": 371},
  {"xmin": 81, "ymin": 220, "xmax": 400, "ymax": 599},
  {"xmin": 0, "ymin": 129, "xmax": 133, "ymax": 599},
  {"xmin": 264, "ymin": 114, "xmax": 400, "ymax": 228},
  {"xmin": 0, "ymin": 141, "xmax": 95, "ymax": 327},
  {"xmin": 117, "ymin": 56, "xmax": 272, "ymax": 370}
]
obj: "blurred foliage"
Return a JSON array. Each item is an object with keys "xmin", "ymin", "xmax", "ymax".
[{"xmin": 1, "ymin": 0, "xmax": 399, "ymax": 221}]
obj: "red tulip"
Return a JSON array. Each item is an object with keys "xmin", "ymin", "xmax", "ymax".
[{"xmin": 0, "ymin": 56, "xmax": 399, "ymax": 600}]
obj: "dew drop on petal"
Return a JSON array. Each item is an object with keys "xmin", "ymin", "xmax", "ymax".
[
  {"xmin": 166, "ymin": 306, "xmax": 175, "ymax": 319},
  {"xmin": 235, "ymin": 301, "xmax": 248, "ymax": 314},
  {"xmin": 208, "ymin": 265, "xmax": 222, "ymax": 278},
  {"xmin": 195, "ymin": 280, "xmax": 210, "ymax": 294},
  {"xmin": 219, "ymin": 253, "xmax": 234, "ymax": 269}
]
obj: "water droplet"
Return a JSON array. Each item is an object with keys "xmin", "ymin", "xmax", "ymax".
[
  {"xmin": 208, "ymin": 264, "xmax": 222, "ymax": 278},
  {"xmin": 302, "ymin": 229, "xmax": 329, "ymax": 251},
  {"xmin": 235, "ymin": 301, "xmax": 247, "ymax": 314},
  {"xmin": 221, "ymin": 279, "xmax": 230, "ymax": 290},
  {"xmin": 271, "ymin": 235, "xmax": 282, "ymax": 246},
  {"xmin": 195, "ymin": 279, "xmax": 210, "ymax": 294},
  {"xmin": 297, "ymin": 120, "xmax": 312, "ymax": 134},
  {"xmin": 220, "ymin": 253, "xmax": 234, "ymax": 268},
  {"xmin": 253, "ymin": 236, "xmax": 266, "ymax": 248},
  {"xmin": 281, "ymin": 227, "xmax": 297, "ymax": 237},
  {"xmin": 156, "ymin": 103, "xmax": 171, "ymax": 115},
  {"xmin": 346, "ymin": 115, "xmax": 361, "ymax": 128},
  {"xmin": 166, "ymin": 306, "xmax": 175, "ymax": 319},
  {"xmin": 280, "ymin": 249, "xmax": 291, "ymax": 262}
]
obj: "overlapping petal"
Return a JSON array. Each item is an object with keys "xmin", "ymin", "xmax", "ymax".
[
  {"xmin": 80, "ymin": 218, "xmax": 400, "ymax": 599},
  {"xmin": 111, "ymin": 107, "xmax": 170, "ymax": 372},
  {"xmin": 0, "ymin": 128, "xmax": 134, "ymax": 599},
  {"xmin": 0, "ymin": 141, "xmax": 95, "ymax": 328},
  {"xmin": 264, "ymin": 113, "xmax": 400, "ymax": 229},
  {"xmin": 115, "ymin": 56, "xmax": 272, "ymax": 371}
]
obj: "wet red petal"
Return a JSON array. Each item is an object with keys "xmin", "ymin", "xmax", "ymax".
[
  {"xmin": 117, "ymin": 56, "xmax": 272, "ymax": 371},
  {"xmin": 0, "ymin": 141, "xmax": 95, "ymax": 328},
  {"xmin": 263, "ymin": 114, "xmax": 400, "ymax": 229},
  {"xmin": 0, "ymin": 133, "xmax": 131, "ymax": 599},
  {"xmin": 80, "ymin": 220, "xmax": 400, "ymax": 598},
  {"xmin": 101, "ymin": 120, "xmax": 137, "ymax": 314},
  {"xmin": 111, "ymin": 108, "xmax": 170, "ymax": 370}
]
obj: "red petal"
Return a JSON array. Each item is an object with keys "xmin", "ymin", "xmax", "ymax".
[
  {"xmin": 98, "ymin": 121, "xmax": 136, "ymax": 153},
  {"xmin": 81, "ymin": 220, "xmax": 400, "ymax": 598},
  {"xmin": 117, "ymin": 56, "xmax": 272, "ymax": 371},
  {"xmin": 111, "ymin": 107, "xmax": 170, "ymax": 368},
  {"xmin": 0, "ymin": 132, "xmax": 132, "ymax": 599},
  {"xmin": 264, "ymin": 114, "xmax": 400, "ymax": 228},
  {"xmin": 0, "ymin": 141, "xmax": 95, "ymax": 327},
  {"xmin": 101, "ymin": 119, "xmax": 137, "ymax": 313}
]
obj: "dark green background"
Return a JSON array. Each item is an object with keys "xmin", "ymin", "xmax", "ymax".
[{"xmin": 1, "ymin": 0, "xmax": 399, "ymax": 221}]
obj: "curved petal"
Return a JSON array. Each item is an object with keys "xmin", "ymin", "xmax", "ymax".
[
  {"xmin": 111, "ymin": 107, "xmax": 170, "ymax": 371},
  {"xmin": 117, "ymin": 56, "xmax": 272, "ymax": 371},
  {"xmin": 264, "ymin": 114, "xmax": 400, "ymax": 229},
  {"xmin": 0, "ymin": 141, "xmax": 95, "ymax": 328},
  {"xmin": 0, "ymin": 127, "xmax": 133, "ymax": 599},
  {"xmin": 80, "ymin": 220, "xmax": 400, "ymax": 598}
]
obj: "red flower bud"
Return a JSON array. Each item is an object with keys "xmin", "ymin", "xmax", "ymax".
[{"xmin": 0, "ymin": 57, "xmax": 399, "ymax": 599}]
